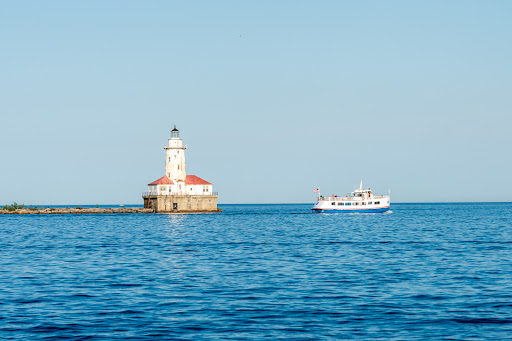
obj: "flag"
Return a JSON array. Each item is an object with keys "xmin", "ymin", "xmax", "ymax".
[{"xmin": 313, "ymin": 188, "xmax": 319, "ymax": 193}]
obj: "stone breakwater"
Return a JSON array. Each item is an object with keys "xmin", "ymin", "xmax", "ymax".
[
  {"xmin": 0, "ymin": 207, "xmax": 223, "ymax": 214},
  {"xmin": 0, "ymin": 207, "xmax": 154, "ymax": 214}
]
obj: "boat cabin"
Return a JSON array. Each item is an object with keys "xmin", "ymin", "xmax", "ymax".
[{"xmin": 352, "ymin": 188, "xmax": 373, "ymax": 198}]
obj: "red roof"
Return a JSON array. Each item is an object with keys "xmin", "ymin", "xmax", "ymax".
[
  {"xmin": 148, "ymin": 176, "xmax": 174, "ymax": 185},
  {"xmin": 185, "ymin": 175, "xmax": 211, "ymax": 185}
]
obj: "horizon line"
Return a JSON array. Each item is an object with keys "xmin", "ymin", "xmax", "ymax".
[{"xmin": 6, "ymin": 201, "xmax": 512, "ymax": 206}]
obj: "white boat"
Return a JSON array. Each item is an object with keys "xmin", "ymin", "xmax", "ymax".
[{"xmin": 312, "ymin": 181, "xmax": 390, "ymax": 213}]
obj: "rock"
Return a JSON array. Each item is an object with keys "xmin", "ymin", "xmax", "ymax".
[{"xmin": 0, "ymin": 207, "xmax": 155, "ymax": 214}]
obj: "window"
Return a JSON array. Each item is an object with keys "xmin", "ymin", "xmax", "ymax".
[
  {"xmin": 346, "ymin": 202, "xmax": 351, "ymax": 206},
  {"xmin": 368, "ymin": 202, "xmax": 373, "ymax": 205},
  {"xmin": 331, "ymin": 202, "xmax": 336, "ymax": 206},
  {"xmin": 375, "ymin": 201, "xmax": 380, "ymax": 205},
  {"xmin": 355, "ymin": 202, "xmax": 359, "ymax": 206},
  {"xmin": 177, "ymin": 165, "xmax": 180, "ymax": 170},
  {"xmin": 338, "ymin": 202, "xmax": 343, "ymax": 206},
  {"xmin": 361, "ymin": 202, "xmax": 366, "ymax": 206},
  {"xmin": 189, "ymin": 187, "xmax": 192, "ymax": 191}
]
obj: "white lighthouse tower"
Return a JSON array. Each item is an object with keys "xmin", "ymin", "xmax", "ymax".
[
  {"xmin": 143, "ymin": 126, "xmax": 219, "ymax": 213},
  {"xmin": 165, "ymin": 126, "xmax": 186, "ymax": 182}
]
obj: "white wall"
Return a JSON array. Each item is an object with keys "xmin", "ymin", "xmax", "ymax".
[
  {"xmin": 186, "ymin": 184, "xmax": 213, "ymax": 195},
  {"xmin": 147, "ymin": 183, "xmax": 213, "ymax": 195},
  {"xmin": 165, "ymin": 137, "xmax": 186, "ymax": 182}
]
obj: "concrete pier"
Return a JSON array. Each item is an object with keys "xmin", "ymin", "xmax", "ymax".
[{"xmin": 142, "ymin": 194, "xmax": 220, "ymax": 213}]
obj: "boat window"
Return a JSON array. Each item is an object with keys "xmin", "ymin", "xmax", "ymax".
[
  {"xmin": 338, "ymin": 202, "xmax": 343, "ymax": 206},
  {"xmin": 355, "ymin": 202, "xmax": 359, "ymax": 206},
  {"xmin": 375, "ymin": 201, "xmax": 380, "ymax": 204},
  {"xmin": 331, "ymin": 202, "xmax": 336, "ymax": 206},
  {"xmin": 345, "ymin": 202, "xmax": 351, "ymax": 206},
  {"xmin": 368, "ymin": 202, "xmax": 373, "ymax": 205},
  {"xmin": 361, "ymin": 202, "xmax": 366, "ymax": 205}
]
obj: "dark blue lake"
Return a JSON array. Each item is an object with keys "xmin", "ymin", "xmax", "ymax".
[{"xmin": 1, "ymin": 203, "xmax": 511, "ymax": 340}]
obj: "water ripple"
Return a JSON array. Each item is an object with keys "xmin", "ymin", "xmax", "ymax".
[{"xmin": 0, "ymin": 203, "xmax": 511, "ymax": 340}]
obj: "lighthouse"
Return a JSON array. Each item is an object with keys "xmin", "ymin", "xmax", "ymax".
[
  {"xmin": 165, "ymin": 126, "xmax": 186, "ymax": 182},
  {"xmin": 142, "ymin": 127, "xmax": 219, "ymax": 213}
]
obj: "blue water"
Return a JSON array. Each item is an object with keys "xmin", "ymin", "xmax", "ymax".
[{"xmin": 1, "ymin": 203, "xmax": 511, "ymax": 340}]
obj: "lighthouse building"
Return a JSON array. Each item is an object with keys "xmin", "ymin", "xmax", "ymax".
[{"xmin": 143, "ymin": 127, "xmax": 219, "ymax": 212}]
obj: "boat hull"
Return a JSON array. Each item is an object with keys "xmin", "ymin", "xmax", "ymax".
[{"xmin": 312, "ymin": 206, "xmax": 390, "ymax": 214}]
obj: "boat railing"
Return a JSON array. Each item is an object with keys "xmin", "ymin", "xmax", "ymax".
[
  {"xmin": 143, "ymin": 192, "xmax": 219, "ymax": 197},
  {"xmin": 318, "ymin": 195, "xmax": 388, "ymax": 202}
]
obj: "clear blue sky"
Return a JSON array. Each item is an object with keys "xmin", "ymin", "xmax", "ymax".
[{"xmin": 1, "ymin": 1, "xmax": 511, "ymax": 204}]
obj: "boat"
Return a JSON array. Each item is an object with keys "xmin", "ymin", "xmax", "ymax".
[{"xmin": 312, "ymin": 181, "xmax": 390, "ymax": 213}]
